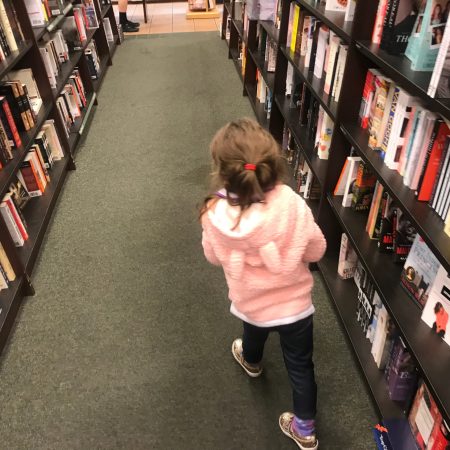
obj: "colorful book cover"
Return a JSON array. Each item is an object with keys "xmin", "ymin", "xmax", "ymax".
[
  {"xmin": 351, "ymin": 163, "xmax": 377, "ymax": 212},
  {"xmin": 401, "ymin": 234, "xmax": 441, "ymax": 307},
  {"xmin": 368, "ymin": 76, "xmax": 392, "ymax": 149},
  {"xmin": 406, "ymin": 0, "xmax": 448, "ymax": 71},
  {"xmin": 421, "ymin": 265, "xmax": 450, "ymax": 347}
]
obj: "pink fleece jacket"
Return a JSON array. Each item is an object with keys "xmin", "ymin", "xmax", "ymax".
[{"xmin": 201, "ymin": 184, "xmax": 327, "ymax": 324}]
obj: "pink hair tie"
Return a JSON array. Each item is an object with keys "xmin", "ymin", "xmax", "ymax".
[{"xmin": 244, "ymin": 163, "xmax": 256, "ymax": 171}]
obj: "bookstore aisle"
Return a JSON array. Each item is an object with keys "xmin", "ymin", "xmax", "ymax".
[{"xmin": 0, "ymin": 33, "xmax": 375, "ymax": 449}]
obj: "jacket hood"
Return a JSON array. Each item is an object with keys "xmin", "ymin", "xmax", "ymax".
[{"xmin": 203, "ymin": 184, "xmax": 309, "ymax": 278}]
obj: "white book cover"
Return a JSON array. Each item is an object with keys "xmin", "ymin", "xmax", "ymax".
[
  {"xmin": 342, "ymin": 156, "xmax": 361, "ymax": 207},
  {"xmin": 45, "ymin": 42, "xmax": 59, "ymax": 75},
  {"xmin": 325, "ymin": 0, "xmax": 347, "ymax": 12},
  {"xmin": 55, "ymin": 30, "xmax": 69, "ymax": 61},
  {"xmin": 318, "ymin": 112, "xmax": 334, "ymax": 160},
  {"xmin": 313, "ymin": 25, "xmax": 329, "ymax": 79},
  {"xmin": 0, "ymin": 202, "xmax": 24, "ymax": 247},
  {"xmin": 338, "ymin": 233, "xmax": 358, "ymax": 279},
  {"xmin": 39, "ymin": 48, "xmax": 57, "ymax": 89},
  {"xmin": 285, "ymin": 63, "xmax": 294, "ymax": 96},
  {"xmin": 103, "ymin": 18, "xmax": 114, "ymax": 42},
  {"xmin": 371, "ymin": 305, "xmax": 388, "ymax": 362},
  {"xmin": 344, "ymin": 0, "xmax": 356, "ymax": 21},
  {"xmin": 315, "ymin": 106, "xmax": 325, "ymax": 147},
  {"xmin": 333, "ymin": 45, "xmax": 348, "ymax": 101},
  {"xmin": 300, "ymin": 16, "xmax": 311, "ymax": 56},
  {"xmin": 43, "ymin": 120, "xmax": 64, "ymax": 160},
  {"xmin": 0, "ymin": 0, "xmax": 18, "ymax": 51},
  {"xmin": 421, "ymin": 265, "xmax": 450, "ymax": 348},
  {"xmin": 324, "ymin": 35, "xmax": 340, "ymax": 94},
  {"xmin": 428, "ymin": 14, "xmax": 450, "ymax": 98},
  {"xmin": 23, "ymin": 0, "xmax": 46, "ymax": 27},
  {"xmin": 402, "ymin": 109, "xmax": 427, "ymax": 183},
  {"xmin": 410, "ymin": 114, "xmax": 437, "ymax": 190}
]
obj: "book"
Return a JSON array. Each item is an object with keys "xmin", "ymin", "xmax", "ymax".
[
  {"xmin": 24, "ymin": 0, "xmax": 47, "ymax": 27},
  {"xmin": 313, "ymin": 25, "xmax": 330, "ymax": 79},
  {"xmin": 324, "ymin": 34, "xmax": 341, "ymax": 94},
  {"xmin": 0, "ymin": 242, "xmax": 15, "ymax": 281},
  {"xmin": 351, "ymin": 162, "xmax": 377, "ymax": 212},
  {"xmin": 342, "ymin": 156, "xmax": 362, "ymax": 207},
  {"xmin": 378, "ymin": 194, "xmax": 396, "ymax": 252},
  {"xmin": 428, "ymin": 14, "xmax": 450, "ymax": 97},
  {"xmin": 366, "ymin": 181, "xmax": 384, "ymax": 238},
  {"xmin": 368, "ymin": 75, "xmax": 392, "ymax": 149},
  {"xmin": 332, "ymin": 44, "xmax": 348, "ymax": 101},
  {"xmin": 345, "ymin": 0, "xmax": 356, "ymax": 21},
  {"xmin": 373, "ymin": 0, "xmax": 391, "ymax": 44},
  {"xmin": 381, "ymin": 0, "xmax": 421, "ymax": 55},
  {"xmin": 421, "ymin": 265, "xmax": 450, "ymax": 347},
  {"xmin": 401, "ymin": 234, "xmax": 441, "ymax": 307},
  {"xmin": 406, "ymin": 0, "xmax": 447, "ymax": 71},
  {"xmin": 359, "ymin": 69, "xmax": 382, "ymax": 129},
  {"xmin": 0, "ymin": 198, "xmax": 24, "ymax": 246},
  {"xmin": 409, "ymin": 381, "xmax": 450, "ymax": 449},
  {"xmin": 325, "ymin": 0, "xmax": 347, "ymax": 12},
  {"xmin": 334, "ymin": 156, "xmax": 351, "ymax": 195},
  {"xmin": 338, "ymin": 233, "xmax": 358, "ymax": 279},
  {"xmin": 393, "ymin": 208, "xmax": 416, "ymax": 263},
  {"xmin": 317, "ymin": 110, "xmax": 333, "ymax": 160}
]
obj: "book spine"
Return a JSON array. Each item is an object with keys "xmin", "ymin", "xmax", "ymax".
[
  {"xmin": 0, "ymin": 201, "xmax": 23, "ymax": 246},
  {"xmin": 4, "ymin": 197, "xmax": 27, "ymax": 241},
  {"xmin": 380, "ymin": 0, "xmax": 398, "ymax": 49},
  {"xmin": 0, "ymin": 0, "xmax": 17, "ymax": 52},
  {"xmin": 0, "ymin": 98, "xmax": 21, "ymax": 147},
  {"xmin": 0, "ymin": 242, "xmax": 15, "ymax": 281}
]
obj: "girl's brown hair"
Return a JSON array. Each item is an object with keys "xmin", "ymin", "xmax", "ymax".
[{"xmin": 200, "ymin": 118, "xmax": 286, "ymax": 221}]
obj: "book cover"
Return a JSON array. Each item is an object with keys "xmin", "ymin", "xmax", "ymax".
[
  {"xmin": 325, "ymin": 0, "xmax": 347, "ymax": 12},
  {"xmin": 381, "ymin": 0, "xmax": 422, "ymax": 55},
  {"xmin": 421, "ymin": 265, "xmax": 450, "ymax": 347},
  {"xmin": 378, "ymin": 194, "xmax": 396, "ymax": 252},
  {"xmin": 332, "ymin": 44, "xmax": 348, "ymax": 101},
  {"xmin": 372, "ymin": 0, "xmax": 391, "ymax": 44},
  {"xmin": 368, "ymin": 76, "xmax": 392, "ymax": 149},
  {"xmin": 359, "ymin": 69, "xmax": 382, "ymax": 129},
  {"xmin": 334, "ymin": 157, "xmax": 350, "ymax": 195},
  {"xmin": 428, "ymin": 13, "xmax": 450, "ymax": 97},
  {"xmin": 366, "ymin": 181, "xmax": 384, "ymax": 237},
  {"xmin": 0, "ymin": 242, "xmax": 15, "ymax": 281},
  {"xmin": 401, "ymin": 234, "xmax": 441, "ymax": 307},
  {"xmin": 351, "ymin": 162, "xmax": 377, "ymax": 212},
  {"xmin": 393, "ymin": 208, "xmax": 416, "ymax": 263},
  {"xmin": 313, "ymin": 25, "xmax": 330, "ymax": 79},
  {"xmin": 406, "ymin": 0, "xmax": 447, "ymax": 71},
  {"xmin": 317, "ymin": 111, "xmax": 333, "ymax": 159},
  {"xmin": 338, "ymin": 233, "xmax": 358, "ymax": 279},
  {"xmin": 342, "ymin": 156, "xmax": 362, "ymax": 207}
]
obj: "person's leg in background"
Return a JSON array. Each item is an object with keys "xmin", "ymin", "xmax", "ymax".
[{"xmin": 118, "ymin": 0, "xmax": 140, "ymax": 32}]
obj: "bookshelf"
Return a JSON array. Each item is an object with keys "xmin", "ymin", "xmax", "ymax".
[
  {"xmin": 0, "ymin": 0, "xmax": 120, "ymax": 356},
  {"xmin": 221, "ymin": 0, "xmax": 450, "ymax": 428}
]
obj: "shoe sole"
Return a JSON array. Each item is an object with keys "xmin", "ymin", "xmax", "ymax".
[
  {"xmin": 231, "ymin": 342, "xmax": 262, "ymax": 378},
  {"xmin": 278, "ymin": 417, "xmax": 319, "ymax": 450}
]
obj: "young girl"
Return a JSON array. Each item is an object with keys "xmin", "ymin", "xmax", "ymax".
[{"xmin": 200, "ymin": 118, "xmax": 326, "ymax": 449}]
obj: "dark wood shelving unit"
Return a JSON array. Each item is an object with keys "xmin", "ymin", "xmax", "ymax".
[
  {"xmin": 341, "ymin": 123, "xmax": 450, "ymax": 275},
  {"xmin": 101, "ymin": 4, "xmax": 112, "ymax": 18},
  {"xmin": 328, "ymin": 194, "xmax": 450, "ymax": 423},
  {"xmin": 279, "ymin": 45, "xmax": 338, "ymax": 120},
  {"xmin": 274, "ymin": 94, "xmax": 327, "ymax": 186},
  {"xmin": 318, "ymin": 252, "xmax": 406, "ymax": 420},
  {"xmin": 222, "ymin": 0, "xmax": 450, "ymax": 427},
  {"xmin": 229, "ymin": 47, "xmax": 244, "ymax": 82},
  {"xmin": 0, "ymin": 0, "xmax": 120, "ymax": 356}
]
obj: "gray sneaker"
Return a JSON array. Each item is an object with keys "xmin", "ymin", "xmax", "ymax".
[
  {"xmin": 279, "ymin": 412, "xmax": 318, "ymax": 450},
  {"xmin": 231, "ymin": 338, "xmax": 263, "ymax": 378}
]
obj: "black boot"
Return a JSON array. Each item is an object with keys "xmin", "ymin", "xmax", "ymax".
[{"xmin": 122, "ymin": 22, "xmax": 140, "ymax": 32}]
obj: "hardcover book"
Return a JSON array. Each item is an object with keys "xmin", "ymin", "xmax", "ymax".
[
  {"xmin": 400, "ymin": 234, "xmax": 441, "ymax": 307},
  {"xmin": 393, "ymin": 208, "xmax": 416, "ymax": 263},
  {"xmin": 351, "ymin": 162, "xmax": 377, "ymax": 212},
  {"xmin": 421, "ymin": 265, "xmax": 450, "ymax": 347}
]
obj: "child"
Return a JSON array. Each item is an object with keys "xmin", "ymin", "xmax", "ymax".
[{"xmin": 200, "ymin": 118, "xmax": 326, "ymax": 449}]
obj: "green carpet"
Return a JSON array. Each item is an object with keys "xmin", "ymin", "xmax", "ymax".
[{"xmin": 0, "ymin": 32, "xmax": 376, "ymax": 449}]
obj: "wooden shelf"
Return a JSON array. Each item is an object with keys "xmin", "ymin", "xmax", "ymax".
[
  {"xmin": 259, "ymin": 20, "xmax": 279, "ymax": 45},
  {"xmin": 18, "ymin": 159, "xmax": 69, "ymax": 273},
  {"xmin": 318, "ymin": 251, "xmax": 406, "ymax": 419},
  {"xmin": 224, "ymin": 1, "xmax": 232, "ymax": 16},
  {"xmin": 274, "ymin": 94, "xmax": 327, "ymax": 187},
  {"xmin": 0, "ymin": 41, "xmax": 33, "ymax": 80},
  {"xmin": 327, "ymin": 194, "xmax": 450, "ymax": 424},
  {"xmin": 248, "ymin": 49, "xmax": 275, "ymax": 92},
  {"xmin": 233, "ymin": 19, "xmax": 245, "ymax": 41},
  {"xmin": 0, "ymin": 101, "xmax": 54, "ymax": 201},
  {"xmin": 294, "ymin": 0, "xmax": 354, "ymax": 43},
  {"xmin": 356, "ymin": 41, "xmax": 450, "ymax": 118},
  {"xmin": 341, "ymin": 122, "xmax": 450, "ymax": 275},
  {"xmin": 279, "ymin": 45, "xmax": 338, "ymax": 121},
  {"xmin": 245, "ymin": 83, "xmax": 270, "ymax": 129}
]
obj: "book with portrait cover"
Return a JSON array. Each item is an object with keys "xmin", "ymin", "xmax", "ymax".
[
  {"xmin": 401, "ymin": 235, "xmax": 441, "ymax": 307},
  {"xmin": 421, "ymin": 265, "xmax": 450, "ymax": 348}
]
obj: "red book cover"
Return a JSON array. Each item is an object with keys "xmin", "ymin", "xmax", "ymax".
[
  {"xmin": 0, "ymin": 97, "xmax": 21, "ymax": 148},
  {"xmin": 19, "ymin": 166, "xmax": 40, "ymax": 193},
  {"xmin": 4, "ymin": 196, "xmax": 28, "ymax": 241},
  {"xmin": 417, "ymin": 121, "xmax": 450, "ymax": 202},
  {"xmin": 359, "ymin": 69, "xmax": 377, "ymax": 129}
]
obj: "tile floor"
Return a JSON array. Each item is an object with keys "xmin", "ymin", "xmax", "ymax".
[{"xmin": 113, "ymin": 2, "xmax": 223, "ymax": 34}]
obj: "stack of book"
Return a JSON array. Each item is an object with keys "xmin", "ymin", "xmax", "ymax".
[
  {"xmin": 39, "ymin": 31, "xmax": 70, "ymax": 89},
  {"xmin": 0, "ymin": 0, "xmax": 25, "ymax": 61},
  {"xmin": 285, "ymin": 3, "xmax": 349, "ymax": 101},
  {"xmin": 0, "ymin": 120, "xmax": 64, "ymax": 247},
  {"xmin": 55, "ymin": 69, "xmax": 87, "ymax": 136},
  {"xmin": 282, "ymin": 125, "xmax": 321, "ymax": 201},
  {"xmin": 85, "ymin": 40, "xmax": 101, "ymax": 79},
  {"xmin": 359, "ymin": 67, "xmax": 450, "ymax": 225}
]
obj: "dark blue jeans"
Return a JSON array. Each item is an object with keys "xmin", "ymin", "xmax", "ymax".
[{"xmin": 242, "ymin": 315, "xmax": 317, "ymax": 420}]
